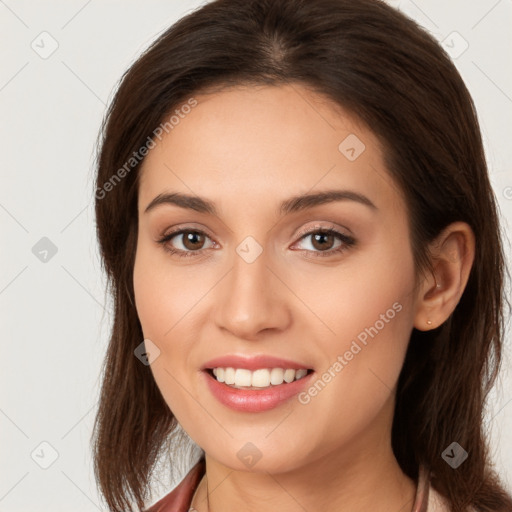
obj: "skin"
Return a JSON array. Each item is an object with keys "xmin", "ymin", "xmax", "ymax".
[{"xmin": 133, "ymin": 83, "xmax": 475, "ymax": 512}]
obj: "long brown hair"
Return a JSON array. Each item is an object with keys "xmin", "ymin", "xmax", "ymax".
[{"xmin": 91, "ymin": 0, "xmax": 512, "ymax": 510}]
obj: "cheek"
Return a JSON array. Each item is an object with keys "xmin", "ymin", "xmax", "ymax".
[
  {"xmin": 303, "ymin": 255, "xmax": 415, "ymax": 432},
  {"xmin": 132, "ymin": 245, "xmax": 198, "ymax": 420},
  {"xmin": 133, "ymin": 245, "xmax": 166, "ymax": 339},
  {"xmin": 132, "ymin": 243, "xmax": 194, "ymax": 405},
  {"xmin": 286, "ymin": 237, "xmax": 415, "ymax": 356},
  {"xmin": 133, "ymin": 240, "xmax": 202, "ymax": 340},
  {"xmin": 132, "ymin": 241, "xmax": 213, "ymax": 404},
  {"xmin": 330, "ymin": 255, "xmax": 414, "ymax": 384},
  {"xmin": 288, "ymin": 297, "xmax": 413, "ymax": 463}
]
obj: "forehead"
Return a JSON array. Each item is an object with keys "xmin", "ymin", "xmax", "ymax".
[{"xmin": 137, "ymin": 84, "xmax": 402, "ymax": 216}]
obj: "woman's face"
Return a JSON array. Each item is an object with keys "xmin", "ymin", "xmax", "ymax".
[{"xmin": 133, "ymin": 84, "xmax": 421, "ymax": 473}]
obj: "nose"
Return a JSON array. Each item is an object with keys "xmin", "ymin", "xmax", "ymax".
[{"xmin": 213, "ymin": 247, "xmax": 292, "ymax": 340}]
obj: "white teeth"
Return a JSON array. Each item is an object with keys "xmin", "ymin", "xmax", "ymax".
[
  {"xmin": 224, "ymin": 367, "xmax": 236, "ymax": 385},
  {"xmin": 235, "ymin": 369, "xmax": 252, "ymax": 386},
  {"xmin": 210, "ymin": 367, "xmax": 310, "ymax": 388},
  {"xmin": 283, "ymin": 369, "xmax": 296, "ymax": 383},
  {"xmin": 252, "ymin": 369, "xmax": 270, "ymax": 387},
  {"xmin": 295, "ymin": 369, "xmax": 308, "ymax": 379},
  {"xmin": 270, "ymin": 368, "xmax": 284, "ymax": 385}
]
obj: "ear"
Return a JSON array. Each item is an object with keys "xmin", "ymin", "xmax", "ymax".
[{"xmin": 413, "ymin": 221, "xmax": 475, "ymax": 331}]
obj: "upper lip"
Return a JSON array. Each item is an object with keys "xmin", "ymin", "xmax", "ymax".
[{"xmin": 201, "ymin": 354, "xmax": 313, "ymax": 371}]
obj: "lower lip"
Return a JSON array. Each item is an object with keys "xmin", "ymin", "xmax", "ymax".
[{"xmin": 202, "ymin": 370, "xmax": 315, "ymax": 412}]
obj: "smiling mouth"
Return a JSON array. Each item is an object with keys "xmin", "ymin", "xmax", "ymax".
[{"xmin": 205, "ymin": 367, "xmax": 314, "ymax": 389}]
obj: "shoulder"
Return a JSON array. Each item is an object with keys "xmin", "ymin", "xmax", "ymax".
[{"xmin": 144, "ymin": 458, "xmax": 206, "ymax": 512}]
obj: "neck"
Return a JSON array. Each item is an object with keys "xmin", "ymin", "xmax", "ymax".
[{"xmin": 191, "ymin": 429, "xmax": 416, "ymax": 512}]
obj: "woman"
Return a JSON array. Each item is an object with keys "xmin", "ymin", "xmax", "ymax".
[{"xmin": 91, "ymin": 0, "xmax": 512, "ymax": 511}]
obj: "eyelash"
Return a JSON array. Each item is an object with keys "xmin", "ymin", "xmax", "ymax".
[{"xmin": 156, "ymin": 226, "xmax": 356, "ymax": 259}]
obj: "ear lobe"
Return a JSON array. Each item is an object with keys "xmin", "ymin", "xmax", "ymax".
[{"xmin": 413, "ymin": 222, "xmax": 475, "ymax": 331}]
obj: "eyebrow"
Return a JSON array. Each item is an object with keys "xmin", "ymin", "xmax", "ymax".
[{"xmin": 144, "ymin": 189, "xmax": 377, "ymax": 216}]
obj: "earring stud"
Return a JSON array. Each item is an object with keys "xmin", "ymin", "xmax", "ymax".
[{"xmin": 427, "ymin": 319, "xmax": 432, "ymax": 326}]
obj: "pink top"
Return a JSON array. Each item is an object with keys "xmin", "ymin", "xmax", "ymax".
[{"xmin": 144, "ymin": 458, "xmax": 456, "ymax": 512}]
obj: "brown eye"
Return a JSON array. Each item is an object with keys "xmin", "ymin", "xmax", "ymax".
[
  {"xmin": 181, "ymin": 231, "xmax": 206, "ymax": 250},
  {"xmin": 292, "ymin": 227, "xmax": 356, "ymax": 258},
  {"xmin": 310, "ymin": 232, "xmax": 336, "ymax": 251},
  {"xmin": 157, "ymin": 229, "xmax": 215, "ymax": 258}
]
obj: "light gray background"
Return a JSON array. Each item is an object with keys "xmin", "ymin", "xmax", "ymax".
[{"xmin": 1, "ymin": 1, "xmax": 511, "ymax": 510}]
